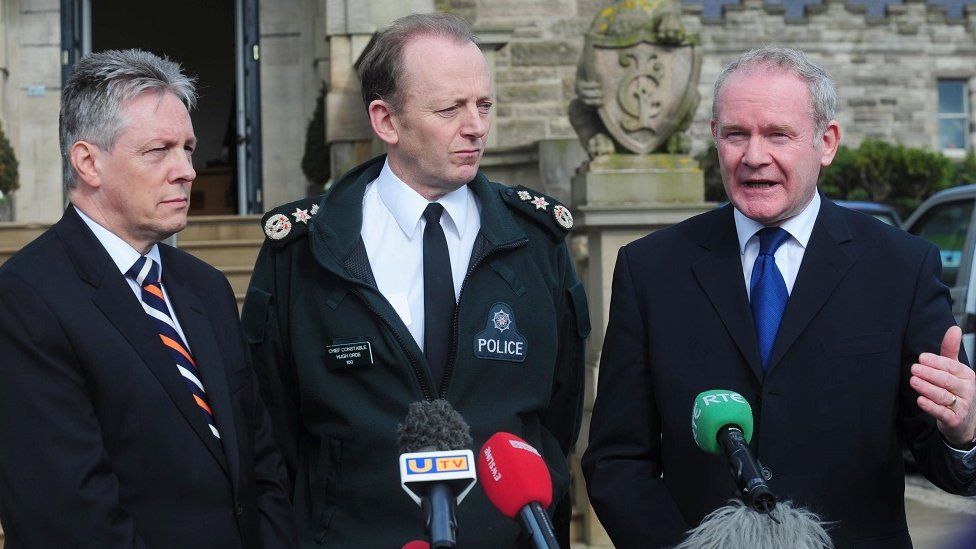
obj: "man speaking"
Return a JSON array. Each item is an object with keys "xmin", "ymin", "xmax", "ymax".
[
  {"xmin": 0, "ymin": 50, "xmax": 296, "ymax": 547},
  {"xmin": 582, "ymin": 47, "xmax": 976, "ymax": 548}
]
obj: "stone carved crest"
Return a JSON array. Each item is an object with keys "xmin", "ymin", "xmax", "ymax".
[{"xmin": 570, "ymin": 0, "xmax": 701, "ymax": 157}]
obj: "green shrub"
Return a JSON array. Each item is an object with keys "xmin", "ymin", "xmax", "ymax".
[
  {"xmin": 697, "ymin": 142, "xmax": 725, "ymax": 202},
  {"xmin": 820, "ymin": 138, "xmax": 953, "ymax": 215},
  {"xmin": 301, "ymin": 84, "xmax": 329, "ymax": 189},
  {"xmin": 951, "ymin": 150, "xmax": 976, "ymax": 185},
  {"xmin": 0, "ymin": 122, "xmax": 19, "ymax": 199}
]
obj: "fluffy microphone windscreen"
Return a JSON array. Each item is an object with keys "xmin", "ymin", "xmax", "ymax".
[
  {"xmin": 397, "ymin": 399, "xmax": 473, "ymax": 454},
  {"xmin": 674, "ymin": 499, "xmax": 833, "ymax": 549},
  {"xmin": 477, "ymin": 432, "xmax": 552, "ymax": 518}
]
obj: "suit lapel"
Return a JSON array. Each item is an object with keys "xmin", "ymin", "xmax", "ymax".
[
  {"xmin": 161, "ymin": 253, "xmax": 237, "ymax": 481},
  {"xmin": 691, "ymin": 207, "xmax": 764, "ymax": 380},
  {"xmin": 56, "ymin": 208, "xmax": 231, "ymax": 477},
  {"xmin": 766, "ymin": 198, "xmax": 857, "ymax": 375}
]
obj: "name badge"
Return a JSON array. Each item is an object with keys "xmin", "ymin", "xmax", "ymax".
[
  {"xmin": 473, "ymin": 302, "xmax": 527, "ymax": 363},
  {"xmin": 324, "ymin": 338, "xmax": 374, "ymax": 369}
]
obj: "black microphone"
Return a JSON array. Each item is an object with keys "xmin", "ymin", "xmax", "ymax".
[
  {"xmin": 691, "ymin": 390, "xmax": 775, "ymax": 513},
  {"xmin": 397, "ymin": 400, "xmax": 476, "ymax": 549}
]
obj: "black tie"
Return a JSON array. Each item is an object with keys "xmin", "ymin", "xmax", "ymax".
[{"xmin": 423, "ymin": 203, "xmax": 455, "ymax": 386}]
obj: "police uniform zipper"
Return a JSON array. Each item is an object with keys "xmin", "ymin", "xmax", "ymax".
[
  {"xmin": 440, "ymin": 239, "xmax": 528, "ymax": 399},
  {"xmin": 352, "ymin": 289, "xmax": 434, "ymax": 401}
]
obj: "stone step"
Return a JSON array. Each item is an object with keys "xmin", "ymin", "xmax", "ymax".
[
  {"xmin": 178, "ymin": 239, "xmax": 263, "ymax": 269},
  {"xmin": 0, "ymin": 220, "xmax": 262, "ymax": 300},
  {"xmin": 0, "ymin": 245, "xmax": 262, "ymax": 270},
  {"xmin": 0, "ymin": 215, "xmax": 264, "ymax": 249},
  {"xmin": 180, "ymin": 215, "xmax": 263, "ymax": 242},
  {"xmin": 0, "ymin": 222, "xmax": 50, "ymax": 248},
  {"xmin": 222, "ymin": 265, "xmax": 256, "ymax": 296},
  {"xmin": 0, "ymin": 247, "xmax": 18, "ymax": 267},
  {"xmin": 2, "ymin": 240, "xmax": 263, "ymax": 269}
]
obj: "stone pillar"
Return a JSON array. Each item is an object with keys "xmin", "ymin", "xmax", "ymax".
[
  {"xmin": 6, "ymin": 0, "xmax": 62, "ymax": 223},
  {"xmin": 324, "ymin": 0, "xmax": 434, "ymax": 180},
  {"xmin": 572, "ymin": 153, "xmax": 711, "ymax": 546},
  {"xmin": 260, "ymin": 0, "xmax": 324, "ymax": 208}
]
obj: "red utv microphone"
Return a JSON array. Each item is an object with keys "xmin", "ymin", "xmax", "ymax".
[
  {"xmin": 476, "ymin": 432, "xmax": 559, "ymax": 549},
  {"xmin": 401, "ymin": 541, "xmax": 430, "ymax": 549}
]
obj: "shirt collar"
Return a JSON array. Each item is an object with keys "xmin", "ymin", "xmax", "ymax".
[
  {"xmin": 733, "ymin": 191, "xmax": 821, "ymax": 254},
  {"xmin": 74, "ymin": 205, "xmax": 163, "ymax": 277},
  {"xmin": 375, "ymin": 159, "xmax": 472, "ymax": 240}
]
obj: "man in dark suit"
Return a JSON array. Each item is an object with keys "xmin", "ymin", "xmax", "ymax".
[
  {"xmin": 582, "ymin": 46, "xmax": 976, "ymax": 548},
  {"xmin": 0, "ymin": 49, "xmax": 296, "ymax": 548}
]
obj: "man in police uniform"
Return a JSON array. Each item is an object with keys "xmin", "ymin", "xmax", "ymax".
[{"xmin": 242, "ymin": 13, "xmax": 589, "ymax": 547}]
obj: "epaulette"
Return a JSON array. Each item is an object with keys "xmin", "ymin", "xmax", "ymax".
[
  {"xmin": 499, "ymin": 185, "xmax": 575, "ymax": 240},
  {"xmin": 260, "ymin": 195, "xmax": 323, "ymax": 247}
]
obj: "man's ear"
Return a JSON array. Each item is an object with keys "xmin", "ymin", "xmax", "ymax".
[
  {"xmin": 69, "ymin": 141, "xmax": 102, "ymax": 189},
  {"xmin": 368, "ymin": 99, "xmax": 399, "ymax": 146},
  {"xmin": 819, "ymin": 120, "xmax": 841, "ymax": 168}
]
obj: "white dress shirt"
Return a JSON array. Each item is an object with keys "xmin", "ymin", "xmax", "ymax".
[
  {"xmin": 734, "ymin": 192, "xmax": 820, "ymax": 299},
  {"xmin": 75, "ymin": 206, "xmax": 192, "ymax": 350},
  {"xmin": 361, "ymin": 160, "xmax": 481, "ymax": 350}
]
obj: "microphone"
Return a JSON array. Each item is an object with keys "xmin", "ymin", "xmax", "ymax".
[
  {"xmin": 401, "ymin": 541, "xmax": 430, "ymax": 549},
  {"xmin": 397, "ymin": 400, "xmax": 477, "ymax": 549},
  {"xmin": 691, "ymin": 389, "xmax": 775, "ymax": 513},
  {"xmin": 678, "ymin": 390, "xmax": 834, "ymax": 549},
  {"xmin": 476, "ymin": 432, "xmax": 560, "ymax": 549}
]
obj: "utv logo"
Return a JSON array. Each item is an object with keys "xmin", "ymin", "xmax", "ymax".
[{"xmin": 404, "ymin": 455, "xmax": 471, "ymax": 475}]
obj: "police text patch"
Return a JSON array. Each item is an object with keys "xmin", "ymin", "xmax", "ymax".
[
  {"xmin": 325, "ymin": 339, "xmax": 374, "ymax": 369},
  {"xmin": 473, "ymin": 302, "xmax": 527, "ymax": 362}
]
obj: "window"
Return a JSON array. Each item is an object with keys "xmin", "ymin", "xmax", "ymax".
[
  {"xmin": 909, "ymin": 198, "xmax": 974, "ymax": 287},
  {"xmin": 938, "ymin": 79, "xmax": 970, "ymax": 152}
]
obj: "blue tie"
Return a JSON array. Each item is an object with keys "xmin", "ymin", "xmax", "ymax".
[{"xmin": 750, "ymin": 227, "xmax": 791, "ymax": 371}]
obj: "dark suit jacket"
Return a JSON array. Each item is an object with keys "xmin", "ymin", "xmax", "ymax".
[
  {"xmin": 0, "ymin": 207, "xmax": 297, "ymax": 548},
  {"xmin": 582, "ymin": 198, "xmax": 976, "ymax": 549}
]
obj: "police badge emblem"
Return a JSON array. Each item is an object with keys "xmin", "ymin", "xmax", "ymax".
[
  {"xmin": 492, "ymin": 310, "xmax": 511, "ymax": 332},
  {"xmin": 264, "ymin": 213, "xmax": 292, "ymax": 240},
  {"xmin": 552, "ymin": 205, "xmax": 574, "ymax": 230},
  {"xmin": 474, "ymin": 302, "xmax": 527, "ymax": 363}
]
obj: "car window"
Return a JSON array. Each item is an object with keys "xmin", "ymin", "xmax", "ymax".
[
  {"xmin": 871, "ymin": 213, "xmax": 897, "ymax": 226},
  {"xmin": 908, "ymin": 198, "xmax": 974, "ymax": 287}
]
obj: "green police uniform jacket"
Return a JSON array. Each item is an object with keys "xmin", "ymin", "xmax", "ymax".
[{"xmin": 242, "ymin": 155, "xmax": 590, "ymax": 547}]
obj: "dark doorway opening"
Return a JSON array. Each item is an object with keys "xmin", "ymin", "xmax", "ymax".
[{"xmin": 90, "ymin": 0, "xmax": 238, "ymax": 215}]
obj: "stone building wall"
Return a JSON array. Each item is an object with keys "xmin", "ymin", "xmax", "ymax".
[
  {"xmin": 260, "ymin": 0, "xmax": 328, "ymax": 209},
  {"xmin": 4, "ymin": 0, "xmax": 62, "ymax": 223},
  {"xmin": 445, "ymin": 0, "xmax": 976, "ymax": 158},
  {"xmin": 685, "ymin": 0, "xmax": 976, "ymax": 154}
]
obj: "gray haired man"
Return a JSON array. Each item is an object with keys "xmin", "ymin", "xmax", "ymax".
[
  {"xmin": 583, "ymin": 46, "xmax": 976, "ymax": 548},
  {"xmin": 0, "ymin": 49, "xmax": 297, "ymax": 548}
]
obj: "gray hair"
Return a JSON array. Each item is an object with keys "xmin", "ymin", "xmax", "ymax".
[
  {"xmin": 357, "ymin": 12, "xmax": 476, "ymax": 113},
  {"xmin": 712, "ymin": 46, "xmax": 836, "ymax": 137},
  {"xmin": 60, "ymin": 49, "xmax": 197, "ymax": 188}
]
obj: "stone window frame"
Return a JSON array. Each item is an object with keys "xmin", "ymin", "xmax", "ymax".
[{"xmin": 937, "ymin": 77, "xmax": 971, "ymax": 157}]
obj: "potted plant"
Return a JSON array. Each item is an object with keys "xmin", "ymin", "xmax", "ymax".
[{"xmin": 0, "ymin": 122, "xmax": 19, "ymax": 221}]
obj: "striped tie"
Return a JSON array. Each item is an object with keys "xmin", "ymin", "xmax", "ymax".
[{"xmin": 127, "ymin": 256, "xmax": 220, "ymax": 439}]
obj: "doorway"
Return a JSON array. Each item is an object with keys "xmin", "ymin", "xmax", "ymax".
[{"xmin": 61, "ymin": 0, "xmax": 263, "ymax": 215}]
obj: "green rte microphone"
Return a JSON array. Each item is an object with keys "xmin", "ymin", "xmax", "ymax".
[{"xmin": 691, "ymin": 390, "xmax": 775, "ymax": 513}]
